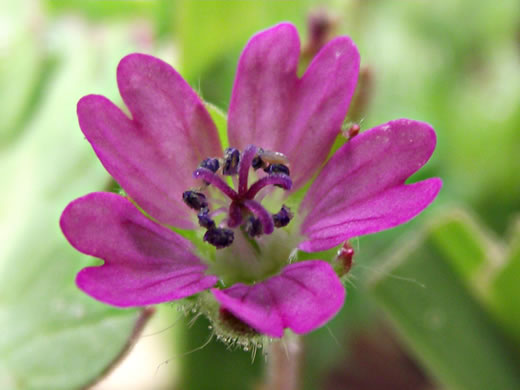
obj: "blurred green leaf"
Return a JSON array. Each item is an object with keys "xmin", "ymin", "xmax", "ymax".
[
  {"xmin": 45, "ymin": 0, "xmax": 158, "ymax": 21},
  {"xmin": 0, "ymin": 224, "xmax": 149, "ymax": 389},
  {"xmin": 0, "ymin": 20, "xmax": 155, "ymax": 389},
  {"xmin": 176, "ymin": 0, "xmax": 306, "ymax": 78},
  {"xmin": 428, "ymin": 211, "xmax": 497, "ymax": 284},
  {"xmin": 368, "ymin": 212, "xmax": 520, "ymax": 390},
  {"xmin": 489, "ymin": 220, "xmax": 520, "ymax": 346},
  {"xmin": 356, "ymin": 0, "xmax": 520, "ymax": 233},
  {"xmin": 405, "ymin": 210, "xmax": 520, "ymax": 349},
  {"xmin": 0, "ymin": 36, "xmax": 49, "ymax": 148},
  {"xmin": 175, "ymin": 0, "xmax": 311, "ymax": 105}
]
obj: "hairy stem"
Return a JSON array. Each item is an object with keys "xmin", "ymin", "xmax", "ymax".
[{"xmin": 259, "ymin": 334, "xmax": 303, "ymax": 390}]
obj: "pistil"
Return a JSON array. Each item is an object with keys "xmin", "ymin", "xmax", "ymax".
[
  {"xmin": 238, "ymin": 145, "xmax": 258, "ymax": 196},
  {"xmin": 184, "ymin": 145, "xmax": 294, "ymax": 249}
]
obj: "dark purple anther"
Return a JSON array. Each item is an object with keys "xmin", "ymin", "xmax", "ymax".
[
  {"xmin": 244, "ymin": 216, "xmax": 263, "ymax": 237},
  {"xmin": 182, "ymin": 190, "xmax": 208, "ymax": 210},
  {"xmin": 204, "ymin": 227, "xmax": 234, "ymax": 249},
  {"xmin": 188, "ymin": 146, "xmax": 294, "ymax": 247},
  {"xmin": 251, "ymin": 148, "xmax": 265, "ymax": 170},
  {"xmin": 223, "ymin": 147, "xmax": 240, "ymax": 175},
  {"xmin": 264, "ymin": 164, "xmax": 290, "ymax": 176},
  {"xmin": 243, "ymin": 199, "xmax": 274, "ymax": 235},
  {"xmin": 197, "ymin": 209, "xmax": 215, "ymax": 229},
  {"xmin": 273, "ymin": 205, "xmax": 293, "ymax": 228},
  {"xmin": 251, "ymin": 155, "xmax": 264, "ymax": 170},
  {"xmin": 200, "ymin": 158, "xmax": 220, "ymax": 173}
]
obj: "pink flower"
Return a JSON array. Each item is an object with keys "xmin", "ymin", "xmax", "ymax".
[{"xmin": 60, "ymin": 23, "xmax": 441, "ymax": 339}]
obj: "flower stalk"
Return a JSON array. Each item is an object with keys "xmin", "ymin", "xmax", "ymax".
[{"xmin": 259, "ymin": 335, "xmax": 303, "ymax": 390}]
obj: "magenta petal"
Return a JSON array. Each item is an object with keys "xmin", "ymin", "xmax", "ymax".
[
  {"xmin": 211, "ymin": 260, "xmax": 345, "ymax": 337},
  {"xmin": 228, "ymin": 23, "xmax": 360, "ymax": 189},
  {"xmin": 60, "ymin": 192, "xmax": 218, "ymax": 307},
  {"xmin": 300, "ymin": 119, "xmax": 442, "ymax": 252},
  {"xmin": 300, "ymin": 179, "xmax": 442, "ymax": 252},
  {"xmin": 77, "ymin": 54, "xmax": 222, "ymax": 229}
]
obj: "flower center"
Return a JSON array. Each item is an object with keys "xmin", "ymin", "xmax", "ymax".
[{"xmin": 182, "ymin": 145, "xmax": 294, "ymax": 249}]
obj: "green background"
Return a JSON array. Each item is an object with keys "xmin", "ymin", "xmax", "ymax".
[{"xmin": 1, "ymin": 0, "xmax": 519, "ymax": 389}]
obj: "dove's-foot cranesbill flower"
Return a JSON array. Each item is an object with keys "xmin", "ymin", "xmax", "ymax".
[{"xmin": 60, "ymin": 23, "xmax": 441, "ymax": 349}]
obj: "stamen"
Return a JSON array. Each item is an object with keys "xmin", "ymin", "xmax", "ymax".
[
  {"xmin": 238, "ymin": 145, "xmax": 258, "ymax": 195},
  {"xmin": 245, "ymin": 175, "xmax": 292, "ymax": 200},
  {"xmin": 185, "ymin": 146, "xmax": 294, "ymax": 249},
  {"xmin": 193, "ymin": 168, "xmax": 238, "ymax": 200},
  {"xmin": 243, "ymin": 199, "xmax": 274, "ymax": 235},
  {"xmin": 256, "ymin": 149, "xmax": 289, "ymax": 167},
  {"xmin": 222, "ymin": 147, "xmax": 240, "ymax": 175},
  {"xmin": 182, "ymin": 190, "xmax": 208, "ymax": 210},
  {"xmin": 197, "ymin": 209, "xmax": 215, "ymax": 229},
  {"xmin": 244, "ymin": 216, "xmax": 263, "ymax": 237},
  {"xmin": 264, "ymin": 163, "xmax": 290, "ymax": 176},
  {"xmin": 199, "ymin": 158, "xmax": 220, "ymax": 173},
  {"xmin": 204, "ymin": 227, "xmax": 234, "ymax": 248},
  {"xmin": 251, "ymin": 155, "xmax": 265, "ymax": 170},
  {"xmin": 273, "ymin": 205, "xmax": 293, "ymax": 228}
]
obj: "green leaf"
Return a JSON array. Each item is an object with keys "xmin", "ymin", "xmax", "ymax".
[
  {"xmin": 0, "ymin": 21, "xmax": 156, "ymax": 389},
  {"xmin": 45, "ymin": 0, "xmax": 158, "ymax": 21},
  {"xmin": 176, "ymin": 0, "xmax": 308, "ymax": 81},
  {"xmin": 489, "ymin": 220, "xmax": 520, "ymax": 346},
  {"xmin": 405, "ymin": 210, "xmax": 520, "ymax": 349},
  {"xmin": 0, "ymin": 35, "xmax": 49, "ymax": 148},
  {"xmin": 174, "ymin": 0, "xmax": 311, "ymax": 107},
  {"xmin": 368, "ymin": 214, "xmax": 520, "ymax": 390},
  {"xmin": 428, "ymin": 210, "xmax": 499, "ymax": 285}
]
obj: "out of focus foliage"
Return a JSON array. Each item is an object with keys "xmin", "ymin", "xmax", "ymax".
[{"xmin": 1, "ymin": 0, "xmax": 519, "ymax": 389}]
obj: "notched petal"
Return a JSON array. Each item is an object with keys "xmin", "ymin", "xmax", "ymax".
[
  {"xmin": 78, "ymin": 53, "xmax": 222, "ymax": 228},
  {"xmin": 60, "ymin": 192, "xmax": 218, "ymax": 307},
  {"xmin": 300, "ymin": 179, "xmax": 442, "ymax": 252},
  {"xmin": 301, "ymin": 119, "xmax": 441, "ymax": 252},
  {"xmin": 228, "ymin": 23, "xmax": 360, "ymax": 189}
]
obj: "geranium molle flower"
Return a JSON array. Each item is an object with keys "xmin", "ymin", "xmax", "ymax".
[{"xmin": 60, "ymin": 23, "xmax": 441, "ymax": 344}]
